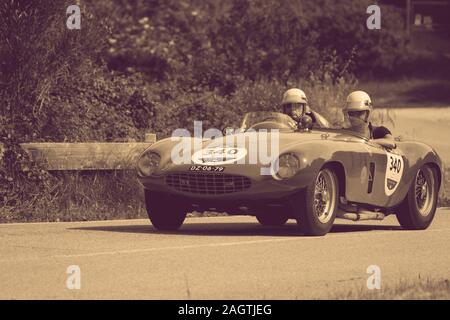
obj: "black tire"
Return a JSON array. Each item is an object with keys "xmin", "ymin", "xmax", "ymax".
[
  {"xmin": 396, "ymin": 165, "xmax": 438, "ymax": 230},
  {"xmin": 255, "ymin": 211, "xmax": 289, "ymax": 227},
  {"xmin": 144, "ymin": 190, "xmax": 187, "ymax": 231},
  {"xmin": 290, "ymin": 167, "xmax": 339, "ymax": 236}
]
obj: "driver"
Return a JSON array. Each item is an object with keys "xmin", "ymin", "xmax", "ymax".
[
  {"xmin": 280, "ymin": 88, "xmax": 330, "ymax": 128},
  {"xmin": 343, "ymin": 91, "xmax": 394, "ymax": 141},
  {"xmin": 280, "ymin": 88, "xmax": 309, "ymax": 124}
]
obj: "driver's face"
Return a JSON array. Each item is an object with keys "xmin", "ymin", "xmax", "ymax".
[
  {"xmin": 347, "ymin": 110, "xmax": 369, "ymax": 122},
  {"xmin": 284, "ymin": 103, "xmax": 305, "ymax": 120}
]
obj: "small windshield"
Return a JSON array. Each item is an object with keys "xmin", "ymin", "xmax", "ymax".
[
  {"xmin": 239, "ymin": 112, "xmax": 297, "ymax": 131},
  {"xmin": 238, "ymin": 111, "xmax": 371, "ymax": 139}
]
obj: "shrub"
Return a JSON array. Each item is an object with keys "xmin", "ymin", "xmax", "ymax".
[{"xmin": 209, "ymin": 0, "xmax": 408, "ymax": 83}]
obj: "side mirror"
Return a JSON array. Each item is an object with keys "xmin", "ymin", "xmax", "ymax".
[{"xmin": 298, "ymin": 115, "xmax": 313, "ymax": 131}]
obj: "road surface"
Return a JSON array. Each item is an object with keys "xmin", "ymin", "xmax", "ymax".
[{"xmin": 0, "ymin": 210, "xmax": 449, "ymax": 299}]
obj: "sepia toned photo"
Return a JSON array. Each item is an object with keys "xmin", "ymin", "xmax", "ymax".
[{"xmin": 0, "ymin": 0, "xmax": 449, "ymax": 304}]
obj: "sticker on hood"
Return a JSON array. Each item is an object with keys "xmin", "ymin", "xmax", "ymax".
[
  {"xmin": 385, "ymin": 151, "xmax": 404, "ymax": 196},
  {"xmin": 192, "ymin": 147, "xmax": 247, "ymax": 165}
]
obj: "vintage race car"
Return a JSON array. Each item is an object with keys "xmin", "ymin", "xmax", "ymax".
[{"xmin": 136, "ymin": 111, "xmax": 443, "ymax": 236}]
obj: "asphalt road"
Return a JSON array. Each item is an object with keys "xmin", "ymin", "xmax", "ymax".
[{"xmin": 0, "ymin": 210, "xmax": 449, "ymax": 299}]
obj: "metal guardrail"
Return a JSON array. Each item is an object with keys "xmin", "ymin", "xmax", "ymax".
[{"xmin": 1, "ymin": 134, "xmax": 156, "ymax": 171}]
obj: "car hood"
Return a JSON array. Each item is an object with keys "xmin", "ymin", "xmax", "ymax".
[
  {"xmin": 190, "ymin": 131, "xmax": 341, "ymax": 166},
  {"xmin": 148, "ymin": 129, "xmax": 362, "ymax": 169},
  {"xmin": 201, "ymin": 130, "xmax": 357, "ymax": 150},
  {"xmin": 202, "ymin": 131, "xmax": 319, "ymax": 148}
]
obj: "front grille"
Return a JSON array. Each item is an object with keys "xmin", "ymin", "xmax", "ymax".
[{"xmin": 165, "ymin": 172, "xmax": 252, "ymax": 195}]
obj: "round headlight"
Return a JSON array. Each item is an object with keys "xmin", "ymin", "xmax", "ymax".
[
  {"xmin": 137, "ymin": 152, "xmax": 160, "ymax": 176},
  {"xmin": 275, "ymin": 153, "xmax": 300, "ymax": 179}
]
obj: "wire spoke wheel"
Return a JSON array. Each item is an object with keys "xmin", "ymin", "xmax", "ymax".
[
  {"xmin": 313, "ymin": 170, "xmax": 337, "ymax": 224},
  {"xmin": 396, "ymin": 164, "xmax": 439, "ymax": 230},
  {"xmin": 414, "ymin": 168, "xmax": 434, "ymax": 217},
  {"xmin": 293, "ymin": 166, "xmax": 339, "ymax": 236}
]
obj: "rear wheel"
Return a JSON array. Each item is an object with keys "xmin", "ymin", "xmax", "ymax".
[
  {"xmin": 396, "ymin": 165, "xmax": 438, "ymax": 230},
  {"xmin": 255, "ymin": 211, "xmax": 288, "ymax": 227},
  {"xmin": 145, "ymin": 190, "xmax": 187, "ymax": 231},
  {"xmin": 291, "ymin": 167, "xmax": 339, "ymax": 236}
]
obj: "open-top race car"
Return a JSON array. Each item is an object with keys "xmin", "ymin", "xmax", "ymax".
[{"xmin": 136, "ymin": 111, "xmax": 443, "ymax": 236}]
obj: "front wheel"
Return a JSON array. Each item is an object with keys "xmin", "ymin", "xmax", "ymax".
[
  {"xmin": 290, "ymin": 167, "xmax": 339, "ymax": 236},
  {"xmin": 145, "ymin": 190, "xmax": 187, "ymax": 231},
  {"xmin": 396, "ymin": 165, "xmax": 439, "ymax": 230}
]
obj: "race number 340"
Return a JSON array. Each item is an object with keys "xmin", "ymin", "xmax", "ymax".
[
  {"xmin": 389, "ymin": 155, "xmax": 402, "ymax": 173},
  {"xmin": 385, "ymin": 152, "xmax": 404, "ymax": 196}
]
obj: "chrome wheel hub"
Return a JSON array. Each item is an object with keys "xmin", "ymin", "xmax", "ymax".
[
  {"xmin": 415, "ymin": 169, "xmax": 434, "ymax": 217},
  {"xmin": 313, "ymin": 170, "xmax": 336, "ymax": 224}
]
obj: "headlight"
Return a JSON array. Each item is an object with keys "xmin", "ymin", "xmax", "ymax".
[
  {"xmin": 137, "ymin": 151, "xmax": 161, "ymax": 176},
  {"xmin": 274, "ymin": 153, "xmax": 300, "ymax": 179}
]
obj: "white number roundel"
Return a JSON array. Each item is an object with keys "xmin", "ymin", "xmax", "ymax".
[
  {"xmin": 192, "ymin": 147, "xmax": 247, "ymax": 165},
  {"xmin": 385, "ymin": 151, "xmax": 404, "ymax": 196}
]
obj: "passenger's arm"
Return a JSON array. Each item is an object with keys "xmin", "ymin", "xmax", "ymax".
[
  {"xmin": 374, "ymin": 138, "xmax": 396, "ymax": 149},
  {"xmin": 373, "ymin": 126, "xmax": 394, "ymax": 140}
]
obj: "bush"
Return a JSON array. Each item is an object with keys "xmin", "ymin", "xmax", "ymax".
[{"xmin": 208, "ymin": 0, "xmax": 408, "ymax": 83}]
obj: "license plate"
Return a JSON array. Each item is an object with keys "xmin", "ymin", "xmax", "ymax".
[{"xmin": 189, "ymin": 165, "xmax": 225, "ymax": 172}]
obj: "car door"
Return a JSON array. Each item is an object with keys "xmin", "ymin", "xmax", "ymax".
[
  {"xmin": 329, "ymin": 131, "xmax": 406, "ymax": 207},
  {"xmin": 360, "ymin": 139, "xmax": 406, "ymax": 207}
]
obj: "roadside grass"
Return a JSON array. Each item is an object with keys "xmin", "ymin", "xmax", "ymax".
[
  {"xmin": 328, "ymin": 277, "xmax": 450, "ymax": 300},
  {"xmin": 440, "ymin": 167, "xmax": 450, "ymax": 207},
  {"xmin": 0, "ymin": 171, "xmax": 147, "ymax": 223}
]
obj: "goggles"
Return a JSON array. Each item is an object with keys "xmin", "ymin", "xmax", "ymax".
[
  {"xmin": 347, "ymin": 110, "xmax": 370, "ymax": 121},
  {"xmin": 283, "ymin": 103, "xmax": 306, "ymax": 115}
]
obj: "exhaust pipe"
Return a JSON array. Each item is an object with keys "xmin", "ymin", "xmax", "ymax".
[{"xmin": 337, "ymin": 209, "xmax": 385, "ymax": 221}]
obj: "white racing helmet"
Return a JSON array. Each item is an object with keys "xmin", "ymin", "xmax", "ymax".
[
  {"xmin": 343, "ymin": 91, "xmax": 373, "ymax": 125},
  {"xmin": 281, "ymin": 88, "xmax": 310, "ymax": 120}
]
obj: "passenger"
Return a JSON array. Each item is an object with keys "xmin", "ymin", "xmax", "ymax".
[{"xmin": 343, "ymin": 91, "xmax": 394, "ymax": 143}]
